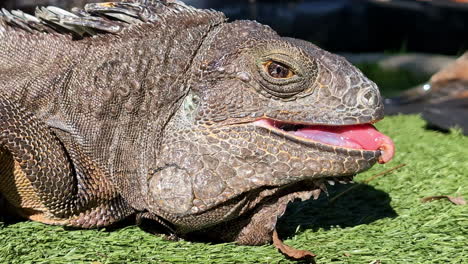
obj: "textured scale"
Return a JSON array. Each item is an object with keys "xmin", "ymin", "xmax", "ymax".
[{"xmin": 0, "ymin": 0, "xmax": 390, "ymax": 250}]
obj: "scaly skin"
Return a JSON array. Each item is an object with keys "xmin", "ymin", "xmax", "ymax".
[{"xmin": 0, "ymin": 0, "xmax": 391, "ymax": 248}]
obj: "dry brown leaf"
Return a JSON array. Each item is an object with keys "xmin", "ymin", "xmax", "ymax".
[
  {"xmin": 421, "ymin": 195, "xmax": 466, "ymax": 205},
  {"xmin": 272, "ymin": 230, "xmax": 316, "ymax": 262}
]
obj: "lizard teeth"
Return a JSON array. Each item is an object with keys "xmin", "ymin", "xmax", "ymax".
[
  {"xmin": 327, "ymin": 180, "xmax": 335, "ymax": 186},
  {"xmin": 297, "ymin": 192, "xmax": 313, "ymax": 202},
  {"xmin": 312, "ymin": 189, "xmax": 321, "ymax": 200}
]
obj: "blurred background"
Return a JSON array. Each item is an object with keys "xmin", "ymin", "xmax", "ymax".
[
  {"xmin": 1, "ymin": 0, "xmax": 467, "ymax": 133},
  {"xmin": 188, "ymin": 0, "xmax": 468, "ymax": 56},
  {"xmin": 2, "ymin": 0, "xmax": 468, "ymax": 54}
]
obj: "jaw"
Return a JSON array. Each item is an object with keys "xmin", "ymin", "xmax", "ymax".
[
  {"xmin": 152, "ymin": 116, "xmax": 394, "ymax": 242},
  {"xmin": 184, "ymin": 118, "xmax": 395, "ymax": 245}
]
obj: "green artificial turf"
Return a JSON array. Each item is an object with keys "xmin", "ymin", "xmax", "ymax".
[{"xmin": 1, "ymin": 114, "xmax": 466, "ymax": 264}]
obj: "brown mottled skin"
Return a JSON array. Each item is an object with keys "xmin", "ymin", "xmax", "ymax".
[{"xmin": 0, "ymin": 0, "xmax": 385, "ymax": 246}]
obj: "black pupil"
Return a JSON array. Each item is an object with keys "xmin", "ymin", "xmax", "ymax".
[{"xmin": 268, "ymin": 62, "xmax": 289, "ymax": 78}]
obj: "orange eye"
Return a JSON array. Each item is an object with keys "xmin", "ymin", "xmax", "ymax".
[{"xmin": 263, "ymin": 61, "xmax": 295, "ymax": 79}]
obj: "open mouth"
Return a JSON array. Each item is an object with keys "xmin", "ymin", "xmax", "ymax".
[{"xmin": 253, "ymin": 118, "xmax": 395, "ymax": 164}]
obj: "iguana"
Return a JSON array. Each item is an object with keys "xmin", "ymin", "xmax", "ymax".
[{"xmin": 0, "ymin": 0, "xmax": 395, "ymax": 258}]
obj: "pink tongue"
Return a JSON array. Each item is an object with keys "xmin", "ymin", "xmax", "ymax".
[{"xmin": 292, "ymin": 124, "xmax": 395, "ymax": 164}]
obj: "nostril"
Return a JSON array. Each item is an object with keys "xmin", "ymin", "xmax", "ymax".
[
  {"xmin": 359, "ymin": 88, "xmax": 379, "ymax": 107},
  {"xmin": 363, "ymin": 91, "xmax": 373, "ymax": 101}
]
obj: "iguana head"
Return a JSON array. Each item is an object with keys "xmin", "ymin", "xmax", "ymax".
[{"xmin": 147, "ymin": 20, "xmax": 394, "ymax": 244}]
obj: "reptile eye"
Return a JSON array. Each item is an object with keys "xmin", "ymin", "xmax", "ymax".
[{"xmin": 264, "ymin": 61, "xmax": 295, "ymax": 79}]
